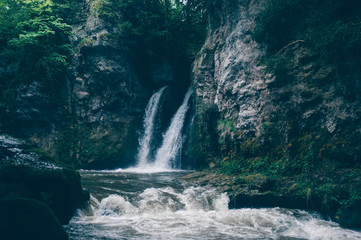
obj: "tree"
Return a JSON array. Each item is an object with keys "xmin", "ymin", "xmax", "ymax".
[
  {"xmin": 0, "ymin": 0, "xmax": 72, "ymax": 109},
  {"xmin": 0, "ymin": 0, "xmax": 71, "ymax": 84}
]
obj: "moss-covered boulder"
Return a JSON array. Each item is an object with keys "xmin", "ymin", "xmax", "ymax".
[
  {"xmin": 335, "ymin": 201, "xmax": 361, "ymax": 229},
  {"xmin": 0, "ymin": 198, "xmax": 68, "ymax": 240},
  {"xmin": 0, "ymin": 165, "xmax": 89, "ymax": 224}
]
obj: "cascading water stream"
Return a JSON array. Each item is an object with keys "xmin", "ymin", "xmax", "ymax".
[
  {"xmin": 153, "ymin": 88, "xmax": 192, "ymax": 170},
  {"xmin": 130, "ymin": 87, "xmax": 192, "ymax": 172},
  {"xmin": 135, "ymin": 86, "xmax": 167, "ymax": 167}
]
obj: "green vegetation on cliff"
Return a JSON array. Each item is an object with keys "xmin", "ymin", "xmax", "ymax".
[
  {"xmin": 91, "ymin": 0, "xmax": 207, "ymax": 85},
  {"xmin": 54, "ymin": 116, "xmax": 139, "ymax": 169},
  {"xmin": 254, "ymin": 0, "xmax": 361, "ymax": 98},
  {"xmin": 246, "ymin": 0, "xmax": 361, "ymax": 171},
  {"xmin": 0, "ymin": 0, "xmax": 73, "ymax": 109},
  {"xmin": 94, "ymin": 0, "xmax": 207, "ymax": 56},
  {"xmin": 188, "ymin": 0, "xmax": 361, "ymax": 228},
  {"xmin": 0, "ymin": 0, "xmax": 208, "ymax": 169}
]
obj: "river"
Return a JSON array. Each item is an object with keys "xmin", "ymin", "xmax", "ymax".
[
  {"xmin": 66, "ymin": 170, "xmax": 361, "ymax": 240},
  {"xmin": 65, "ymin": 87, "xmax": 361, "ymax": 239}
]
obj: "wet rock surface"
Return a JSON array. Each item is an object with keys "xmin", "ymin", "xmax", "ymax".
[
  {"xmin": 0, "ymin": 135, "xmax": 59, "ymax": 169},
  {"xmin": 192, "ymin": 0, "xmax": 270, "ymax": 138},
  {"xmin": 186, "ymin": 0, "xmax": 361, "ymax": 229},
  {"xmin": 190, "ymin": 0, "xmax": 361, "ymax": 166},
  {"xmin": 0, "ymin": 135, "xmax": 89, "ymax": 225},
  {"xmin": 0, "ymin": 198, "xmax": 69, "ymax": 240},
  {"xmin": 0, "ymin": 0, "xmax": 150, "ymax": 169}
]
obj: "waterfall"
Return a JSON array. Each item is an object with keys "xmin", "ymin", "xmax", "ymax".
[
  {"xmin": 129, "ymin": 87, "xmax": 192, "ymax": 172},
  {"xmin": 136, "ymin": 86, "xmax": 167, "ymax": 167},
  {"xmin": 153, "ymin": 88, "xmax": 192, "ymax": 170}
]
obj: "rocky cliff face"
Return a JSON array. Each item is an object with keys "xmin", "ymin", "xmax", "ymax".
[
  {"xmin": 188, "ymin": 0, "xmax": 361, "ymax": 228},
  {"xmin": 193, "ymin": 0, "xmax": 268, "ymax": 137},
  {"xmin": 190, "ymin": 0, "xmax": 361, "ymax": 171},
  {"xmin": 59, "ymin": 0, "xmax": 192, "ymax": 168},
  {"xmin": 61, "ymin": 0, "xmax": 149, "ymax": 168},
  {"xmin": 2, "ymin": 0, "xmax": 151, "ymax": 168},
  {"xmin": 1, "ymin": 0, "xmax": 193, "ymax": 169},
  {"xmin": 189, "ymin": 0, "xmax": 270, "ymax": 166},
  {"xmin": 2, "ymin": 0, "xmax": 359, "ymax": 173}
]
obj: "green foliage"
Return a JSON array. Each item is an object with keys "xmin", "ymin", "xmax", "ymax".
[
  {"xmin": 93, "ymin": 0, "xmax": 207, "ymax": 47},
  {"xmin": 253, "ymin": 0, "xmax": 304, "ymax": 52},
  {"xmin": 0, "ymin": 0, "xmax": 72, "ymax": 108},
  {"xmin": 91, "ymin": 0, "xmax": 207, "ymax": 83},
  {"xmin": 78, "ymin": 37, "xmax": 95, "ymax": 47},
  {"xmin": 295, "ymin": 169, "xmax": 361, "ymax": 217},
  {"xmin": 254, "ymin": 0, "xmax": 361, "ymax": 95},
  {"xmin": 54, "ymin": 117, "xmax": 131, "ymax": 169},
  {"xmin": 259, "ymin": 121, "xmax": 280, "ymax": 144},
  {"xmin": 250, "ymin": 157, "xmax": 271, "ymax": 173},
  {"xmin": 219, "ymin": 156, "xmax": 241, "ymax": 175},
  {"xmin": 185, "ymin": 101, "xmax": 220, "ymax": 169},
  {"xmin": 217, "ymin": 119, "xmax": 237, "ymax": 146}
]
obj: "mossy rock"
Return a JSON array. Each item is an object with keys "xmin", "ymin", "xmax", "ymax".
[
  {"xmin": 235, "ymin": 174, "xmax": 275, "ymax": 192},
  {"xmin": 0, "ymin": 165, "xmax": 89, "ymax": 224},
  {"xmin": 335, "ymin": 201, "xmax": 361, "ymax": 229},
  {"xmin": 0, "ymin": 198, "xmax": 68, "ymax": 240}
]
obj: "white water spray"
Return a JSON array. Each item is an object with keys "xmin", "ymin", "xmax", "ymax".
[
  {"xmin": 69, "ymin": 171, "xmax": 361, "ymax": 240},
  {"xmin": 129, "ymin": 87, "xmax": 192, "ymax": 172},
  {"xmin": 136, "ymin": 86, "xmax": 167, "ymax": 167},
  {"xmin": 153, "ymin": 88, "xmax": 193, "ymax": 170}
]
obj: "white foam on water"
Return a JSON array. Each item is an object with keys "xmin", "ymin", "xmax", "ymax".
[
  {"xmin": 126, "ymin": 87, "xmax": 193, "ymax": 173},
  {"xmin": 110, "ymin": 166, "xmax": 186, "ymax": 174},
  {"xmin": 70, "ymin": 186, "xmax": 361, "ymax": 240},
  {"xmin": 136, "ymin": 86, "xmax": 167, "ymax": 167}
]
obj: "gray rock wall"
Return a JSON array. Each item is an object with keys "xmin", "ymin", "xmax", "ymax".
[
  {"xmin": 193, "ymin": 0, "xmax": 269, "ymax": 139},
  {"xmin": 58, "ymin": 0, "xmax": 151, "ymax": 168},
  {"xmin": 1, "ymin": 0, "xmax": 192, "ymax": 169},
  {"xmin": 2, "ymin": 0, "xmax": 150, "ymax": 168},
  {"xmin": 190, "ymin": 0, "xmax": 361, "ymax": 166}
]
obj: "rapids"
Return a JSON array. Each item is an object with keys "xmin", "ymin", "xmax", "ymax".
[
  {"xmin": 66, "ymin": 86, "xmax": 361, "ymax": 239},
  {"xmin": 66, "ymin": 170, "xmax": 361, "ymax": 240}
]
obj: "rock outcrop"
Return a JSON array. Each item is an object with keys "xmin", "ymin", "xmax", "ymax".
[
  {"xmin": 187, "ymin": 0, "xmax": 271, "ymax": 167},
  {"xmin": 189, "ymin": 0, "xmax": 361, "ymax": 170},
  {"xmin": 181, "ymin": 169, "xmax": 361, "ymax": 229},
  {"xmin": 1, "ymin": 0, "xmax": 151, "ymax": 169},
  {"xmin": 0, "ymin": 198, "xmax": 69, "ymax": 240},
  {"xmin": 0, "ymin": 135, "xmax": 89, "ymax": 224},
  {"xmin": 60, "ymin": 0, "xmax": 149, "ymax": 168},
  {"xmin": 0, "ymin": 0, "xmax": 193, "ymax": 169},
  {"xmin": 188, "ymin": 0, "xmax": 361, "ymax": 228}
]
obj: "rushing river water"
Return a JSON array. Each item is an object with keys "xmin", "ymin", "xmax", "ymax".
[{"xmin": 66, "ymin": 170, "xmax": 361, "ymax": 240}]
